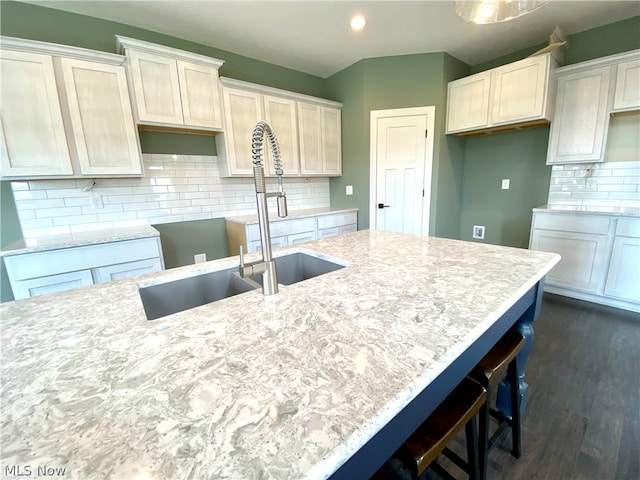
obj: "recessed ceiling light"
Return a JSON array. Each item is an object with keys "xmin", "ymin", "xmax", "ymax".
[{"xmin": 350, "ymin": 15, "xmax": 366, "ymax": 30}]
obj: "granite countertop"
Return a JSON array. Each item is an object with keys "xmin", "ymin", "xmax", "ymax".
[
  {"xmin": 533, "ymin": 205, "xmax": 640, "ymax": 217},
  {"xmin": 225, "ymin": 207, "xmax": 358, "ymax": 225},
  {"xmin": 0, "ymin": 225, "xmax": 160, "ymax": 257},
  {"xmin": 0, "ymin": 230, "xmax": 559, "ymax": 479}
]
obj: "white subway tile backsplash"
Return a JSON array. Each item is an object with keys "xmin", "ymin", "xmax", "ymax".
[
  {"xmin": 10, "ymin": 154, "xmax": 330, "ymax": 239},
  {"xmin": 548, "ymin": 161, "xmax": 640, "ymax": 209}
]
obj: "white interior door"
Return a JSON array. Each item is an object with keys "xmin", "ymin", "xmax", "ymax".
[{"xmin": 370, "ymin": 107, "xmax": 434, "ymax": 236}]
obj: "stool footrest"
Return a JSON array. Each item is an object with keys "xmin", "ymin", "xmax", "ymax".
[{"xmin": 442, "ymin": 446, "xmax": 470, "ymax": 472}]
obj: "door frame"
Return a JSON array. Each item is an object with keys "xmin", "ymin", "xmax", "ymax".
[{"xmin": 369, "ymin": 106, "xmax": 435, "ymax": 236}]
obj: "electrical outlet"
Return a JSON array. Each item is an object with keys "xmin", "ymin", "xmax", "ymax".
[
  {"xmin": 473, "ymin": 225, "xmax": 485, "ymax": 240},
  {"xmin": 194, "ymin": 253, "xmax": 207, "ymax": 264},
  {"xmin": 90, "ymin": 192, "xmax": 103, "ymax": 209},
  {"xmin": 501, "ymin": 179, "xmax": 510, "ymax": 190},
  {"xmin": 346, "ymin": 185, "xmax": 353, "ymax": 195}
]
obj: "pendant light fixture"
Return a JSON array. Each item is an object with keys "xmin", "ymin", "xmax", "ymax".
[{"xmin": 455, "ymin": 0, "xmax": 550, "ymax": 24}]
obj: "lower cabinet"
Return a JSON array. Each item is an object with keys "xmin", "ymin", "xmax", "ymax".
[
  {"xmin": 226, "ymin": 210, "xmax": 357, "ymax": 255},
  {"xmin": 3, "ymin": 236, "xmax": 164, "ymax": 300},
  {"xmin": 529, "ymin": 211, "xmax": 640, "ymax": 312}
]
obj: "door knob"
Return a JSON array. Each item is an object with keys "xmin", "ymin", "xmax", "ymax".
[{"xmin": 378, "ymin": 203, "xmax": 390, "ymax": 209}]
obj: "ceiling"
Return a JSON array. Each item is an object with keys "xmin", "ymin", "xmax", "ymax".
[{"xmin": 24, "ymin": 1, "xmax": 640, "ymax": 78}]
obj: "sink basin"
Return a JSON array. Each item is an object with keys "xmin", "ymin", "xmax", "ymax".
[
  {"xmin": 251, "ymin": 252, "xmax": 346, "ymax": 286},
  {"xmin": 139, "ymin": 267, "xmax": 259, "ymax": 320},
  {"xmin": 139, "ymin": 252, "xmax": 347, "ymax": 320}
]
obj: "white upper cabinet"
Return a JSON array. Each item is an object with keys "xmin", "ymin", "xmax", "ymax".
[
  {"xmin": 219, "ymin": 86, "xmax": 264, "ymax": 176},
  {"xmin": 612, "ymin": 58, "xmax": 640, "ymax": 112},
  {"xmin": 546, "ymin": 49, "xmax": 639, "ymax": 165},
  {"xmin": 0, "ymin": 49, "xmax": 73, "ymax": 177},
  {"xmin": 59, "ymin": 58, "xmax": 142, "ymax": 175},
  {"xmin": 216, "ymin": 77, "xmax": 342, "ymax": 177},
  {"xmin": 447, "ymin": 53, "xmax": 554, "ymax": 135},
  {"xmin": 546, "ymin": 66, "xmax": 612, "ymax": 164},
  {"xmin": 446, "ymin": 71, "xmax": 491, "ymax": 133},
  {"xmin": 116, "ymin": 36, "xmax": 224, "ymax": 131},
  {"xmin": 0, "ymin": 36, "xmax": 143, "ymax": 180}
]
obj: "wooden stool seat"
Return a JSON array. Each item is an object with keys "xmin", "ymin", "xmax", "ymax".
[
  {"xmin": 374, "ymin": 377, "xmax": 487, "ymax": 480},
  {"xmin": 469, "ymin": 327, "xmax": 526, "ymax": 480}
]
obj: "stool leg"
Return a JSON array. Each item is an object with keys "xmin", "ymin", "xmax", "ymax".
[
  {"xmin": 465, "ymin": 415, "xmax": 480, "ymax": 480},
  {"xmin": 477, "ymin": 387, "xmax": 489, "ymax": 480},
  {"xmin": 508, "ymin": 356, "xmax": 522, "ymax": 458}
]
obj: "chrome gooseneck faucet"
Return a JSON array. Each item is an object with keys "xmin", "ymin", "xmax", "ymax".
[{"xmin": 238, "ymin": 121, "xmax": 288, "ymax": 295}]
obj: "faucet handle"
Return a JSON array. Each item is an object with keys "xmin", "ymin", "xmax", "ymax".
[{"xmin": 239, "ymin": 245, "xmax": 245, "ymax": 268}]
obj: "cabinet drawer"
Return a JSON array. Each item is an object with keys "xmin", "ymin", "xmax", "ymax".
[
  {"xmin": 12, "ymin": 270, "xmax": 94, "ymax": 299},
  {"xmin": 92, "ymin": 258, "xmax": 163, "ymax": 283},
  {"xmin": 246, "ymin": 218, "xmax": 316, "ymax": 242},
  {"xmin": 533, "ymin": 213, "xmax": 610, "ymax": 235},
  {"xmin": 5, "ymin": 237, "xmax": 161, "ymax": 281},
  {"xmin": 616, "ymin": 217, "xmax": 640, "ymax": 238},
  {"xmin": 317, "ymin": 211, "xmax": 357, "ymax": 229}
]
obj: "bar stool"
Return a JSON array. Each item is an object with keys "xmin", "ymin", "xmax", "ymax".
[
  {"xmin": 373, "ymin": 377, "xmax": 487, "ymax": 480},
  {"xmin": 468, "ymin": 327, "xmax": 526, "ymax": 480}
]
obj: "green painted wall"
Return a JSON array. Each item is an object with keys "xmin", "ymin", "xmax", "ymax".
[
  {"xmin": 326, "ymin": 53, "xmax": 469, "ymax": 237},
  {"xmin": 152, "ymin": 218, "xmax": 229, "ymax": 269},
  {"xmin": 1, "ymin": 182, "xmax": 23, "ymax": 302},
  {"xmin": 459, "ymin": 16, "xmax": 640, "ymax": 249}
]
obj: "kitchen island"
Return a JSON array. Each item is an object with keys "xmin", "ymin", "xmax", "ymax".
[{"xmin": 0, "ymin": 230, "xmax": 559, "ymax": 479}]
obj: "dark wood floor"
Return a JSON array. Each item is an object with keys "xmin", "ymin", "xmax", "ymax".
[{"xmin": 427, "ymin": 293, "xmax": 640, "ymax": 480}]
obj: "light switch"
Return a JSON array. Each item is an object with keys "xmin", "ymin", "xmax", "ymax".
[
  {"xmin": 346, "ymin": 185, "xmax": 353, "ymax": 195},
  {"xmin": 501, "ymin": 179, "xmax": 510, "ymax": 190}
]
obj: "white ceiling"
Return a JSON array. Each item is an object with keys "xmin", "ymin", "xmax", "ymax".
[{"xmin": 24, "ymin": 1, "xmax": 640, "ymax": 78}]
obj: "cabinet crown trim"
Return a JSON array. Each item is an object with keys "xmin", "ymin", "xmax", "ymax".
[
  {"xmin": 555, "ymin": 49, "xmax": 640, "ymax": 75},
  {"xmin": 0, "ymin": 36, "xmax": 126, "ymax": 65},
  {"xmin": 115, "ymin": 35, "xmax": 224, "ymax": 69},
  {"xmin": 220, "ymin": 76, "xmax": 343, "ymax": 108}
]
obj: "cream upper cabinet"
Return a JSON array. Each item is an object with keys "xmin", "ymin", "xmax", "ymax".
[
  {"xmin": 490, "ymin": 54, "xmax": 553, "ymax": 126},
  {"xmin": 612, "ymin": 58, "xmax": 640, "ymax": 112},
  {"xmin": 0, "ymin": 49, "xmax": 73, "ymax": 177},
  {"xmin": 446, "ymin": 71, "xmax": 491, "ymax": 133},
  {"xmin": 59, "ymin": 58, "xmax": 142, "ymax": 175},
  {"xmin": 546, "ymin": 49, "xmax": 639, "ymax": 165},
  {"xmin": 116, "ymin": 36, "xmax": 224, "ymax": 131},
  {"xmin": 546, "ymin": 66, "xmax": 612, "ymax": 165},
  {"xmin": 299, "ymin": 103, "xmax": 342, "ymax": 176},
  {"xmin": 263, "ymin": 95, "xmax": 300, "ymax": 176},
  {"xmin": 218, "ymin": 86, "xmax": 263, "ymax": 175},
  {"xmin": 216, "ymin": 77, "xmax": 342, "ymax": 177},
  {"xmin": 446, "ymin": 53, "xmax": 554, "ymax": 135},
  {"xmin": 0, "ymin": 36, "xmax": 143, "ymax": 180}
]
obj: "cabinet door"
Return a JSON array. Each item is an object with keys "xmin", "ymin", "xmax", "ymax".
[
  {"xmin": 298, "ymin": 102, "xmax": 323, "ymax": 175},
  {"xmin": 446, "ymin": 71, "xmax": 491, "ymax": 133},
  {"xmin": 127, "ymin": 49, "xmax": 183, "ymax": 125},
  {"xmin": 59, "ymin": 58, "xmax": 142, "ymax": 176},
  {"xmin": 0, "ymin": 50, "xmax": 72, "ymax": 177},
  {"xmin": 531, "ymin": 229, "xmax": 609, "ymax": 293},
  {"xmin": 12, "ymin": 270, "xmax": 93, "ymax": 299},
  {"xmin": 177, "ymin": 60, "xmax": 223, "ymax": 129},
  {"xmin": 263, "ymin": 95, "xmax": 300, "ymax": 176},
  {"xmin": 222, "ymin": 87, "xmax": 263, "ymax": 175},
  {"xmin": 613, "ymin": 59, "xmax": 640, "ymax": 112},
  {"xmin": 93, "ymin": 258, "xmax": 162, "ymax": 283},
  {"xmin": 322, "ymin": 107, "xmax": 342, "ymax": 176},
  {"xmin": 546, "ymin": 66, "xmax": 611, "ymax": 164},
  {"xmin": 287, "ymin": 231, "xmax": 317, "ymax": 245},
  {"xmin": 604, "ymin": 236, "xmax": 640, "ymax": 303},
  {"xmin": 490, "ymin": 55, "xmax": 550, "ymax": 125}
]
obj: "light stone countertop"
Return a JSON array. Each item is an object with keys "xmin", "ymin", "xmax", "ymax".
[
  {"xmin": 0, "ymin": 225, "xmax": 160, "ymax": 257},
  {"xmin": 0, "ymin": 230, "xmax": 559, "ymax": 480},
  {"xmin": 225, "ymin": 207, "xmax": 358, "ymax": 225},
  {"xmin": 533, "ymin": 205, "xmax": 640, "ymax": 217}
]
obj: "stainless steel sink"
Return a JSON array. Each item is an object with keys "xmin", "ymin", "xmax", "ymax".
[
  {"xmin": 139, "ymin": 252, "xmax": 347, "ymax": 320},
  {"xmin": 139, "ymin": 268, "xmax": 260, "ymax": 320},
  {"xmin": 250, "ymin": 252, "xmax": 346, "ymax": 286}
]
